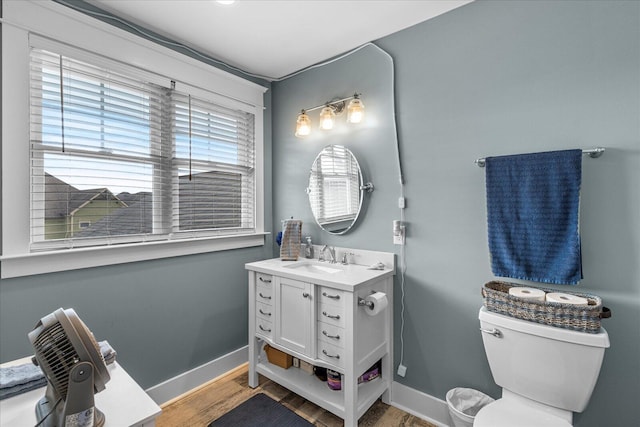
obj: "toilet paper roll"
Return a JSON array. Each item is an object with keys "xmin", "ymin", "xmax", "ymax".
[
  {"xmin": 364, "ymin": 292, "xmax": 388, "ymax": 316},
  {"xmin": 546, "ymin": 292, "xmax": 589, "ymax": 305},
  {"xmin": 508, "ymin": 287, "xmax": 546, "ymax": 302}
]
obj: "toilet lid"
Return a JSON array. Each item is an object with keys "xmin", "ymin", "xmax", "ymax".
[{"xmin": 474, "ymin": 399, "xmax": 572, "ymax": 427}]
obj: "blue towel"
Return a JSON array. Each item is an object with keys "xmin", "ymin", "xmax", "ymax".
[
  {"xmin": 0, "ymin": 362, "xmax": 46, "ymax": 400},
  {"xmin": 485, "ymin": 149, "xmax": 583, "ymax": 285},
  {"xmin": 0, "ymin": 362, "xmax": 44, "ymax": 388}
]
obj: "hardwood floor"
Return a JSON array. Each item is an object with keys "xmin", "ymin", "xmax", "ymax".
[{"xmin": 156, "ymin": 363, "xmax": 437, "ymax": 427}]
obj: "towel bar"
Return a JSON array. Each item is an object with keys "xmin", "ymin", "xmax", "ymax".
[{"xmin": 474, "ymin": 147, "xmax": 605, "ymax": 167}]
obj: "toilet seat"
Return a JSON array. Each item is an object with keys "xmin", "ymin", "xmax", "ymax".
[{"xmin": 474, "ymin": 399, "xmax": 572, "ymax": 427}]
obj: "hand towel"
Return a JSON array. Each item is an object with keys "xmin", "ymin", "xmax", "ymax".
[
  {"xmin": 280, "ymin": 219, "xmax": 302, "ymax": 261},
  {"xmin": 99, "ymin": 340, "xmax": 117, "ymax": 365},
  {"xmin": 0, "ymin": 362, "xmax": 44, "ymax": 389},
  {"xmin": 485, "ymin": 149, "xmax": 582, "ymax": 284},
  {"xmin": 0, "ymin": 362, "xmax": 46, "ymax": 400}
]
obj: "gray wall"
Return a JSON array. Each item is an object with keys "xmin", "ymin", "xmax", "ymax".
[{"xmin": 271, "ymin": 1, "xmax": 639, "ymax": 426}]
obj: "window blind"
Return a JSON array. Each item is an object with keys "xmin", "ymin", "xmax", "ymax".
[
  {"xmin": 30, "ymin": 48, "xmax": 256, "ymax": 251},
  {"xmin": 171, "ymin": 92, "xmax": 255, "ymax": 234}
]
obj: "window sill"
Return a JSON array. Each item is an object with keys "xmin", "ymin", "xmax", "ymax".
[{"xmin": 0, "ymin": 233, "xmax": 267, "ymax": 279}]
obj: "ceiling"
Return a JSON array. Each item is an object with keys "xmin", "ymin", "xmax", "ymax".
[{"xmin": 86, "ymin": 0, "xmax": 472, "ymax": 81}]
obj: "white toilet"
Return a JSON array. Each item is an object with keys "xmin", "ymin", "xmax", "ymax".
[{"xmin": 475, "ymin": 307, "xmax": 610, "ymax": 427}]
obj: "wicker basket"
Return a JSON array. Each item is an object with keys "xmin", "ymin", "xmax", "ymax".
[{"xmin": 482, "ymin": 281, "xmax": 611, "ymax": 333}]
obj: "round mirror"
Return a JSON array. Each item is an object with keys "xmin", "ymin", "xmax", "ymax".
[{"xmin": 307, "ymin": 145, "xmax": 373, "ymax": 235}]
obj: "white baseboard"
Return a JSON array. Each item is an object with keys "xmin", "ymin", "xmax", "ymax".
[
  {"xmin": 145, "ymin": 347, "xmax": 452, "ymax": 427},
  {"xmin": 145, "ymin": 345, "xmax": 248, "ymax": 405},
  {"xmin": 391, "ymin": 381, "xmax": 452, "ymax": 427}
]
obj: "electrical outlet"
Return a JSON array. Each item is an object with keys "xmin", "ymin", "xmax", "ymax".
[
  {"xmin": 393, "ymin": 220, "xmax": 405, "ymax": 245},
  {"xmin": 393, "ymin": 233, "xmax": 405, "ymax": 245},
  {"xmin": 397, "ymin": 364, "xmax": 407, "ymax": 377}
]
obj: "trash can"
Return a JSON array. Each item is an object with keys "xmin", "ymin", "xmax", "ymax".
[{"xmin": 446, "ymin": 387, "xmax": 494, "ymax": 427}]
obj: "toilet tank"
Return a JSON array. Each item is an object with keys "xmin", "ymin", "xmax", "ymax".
[{"xmin": 479, "ymin": 307, "xmax": 609, "ymax": 412}]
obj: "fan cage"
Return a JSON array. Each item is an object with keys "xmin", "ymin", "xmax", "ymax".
[
  {"xmin": 30, "ymin": 308, "xmax": 109, "ymax": 400},
  {"xmin": 32, "ymin": 321, "xmax": 77, "ymax": 399}
]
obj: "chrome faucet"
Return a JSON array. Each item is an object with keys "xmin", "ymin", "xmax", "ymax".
[
  {"xmin": 320, "ymin": 245, "xmax": 336, "ymax": 264},
  {"xmin": 341, "ymin": 252, "xmax": 350, "ymax": 265}
]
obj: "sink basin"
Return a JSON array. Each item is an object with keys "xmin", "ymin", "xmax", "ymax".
[{"xmin": 284, "ymin": 262, "xmax": 343, "ymax": 274}]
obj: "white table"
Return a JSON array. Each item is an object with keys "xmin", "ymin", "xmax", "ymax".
[{"xmin": 0, "ymin": 357, "xmax": 161, "ymax": 427}]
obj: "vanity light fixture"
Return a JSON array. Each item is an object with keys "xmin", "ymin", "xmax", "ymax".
[
  {"xmin": 347, "ymin": 94, "xmax": 364, "ymax": 124},
  {"xmin": 295, "ymin": 111, "xmax": 312, "ymax": 137},
  {"xmin": 294, "ymin": 93, "xmax": 364, "ymax": 137},
  {"xmin": 319, "ymin": 106, "xmax": 336, "ymax": 130}
]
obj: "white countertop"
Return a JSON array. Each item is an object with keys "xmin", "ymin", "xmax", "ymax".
[
  {"xmin": 246, "ymin": 256, "xmax": 395, "ymax": 290},
  {"xmin": 0, "ymin": 357, "xmax": 161, "ymax": 427}
]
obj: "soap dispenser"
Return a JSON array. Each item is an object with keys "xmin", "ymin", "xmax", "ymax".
[{"xmin": 304, "ymin": 236, "xmax": 314, "ymax": 259}]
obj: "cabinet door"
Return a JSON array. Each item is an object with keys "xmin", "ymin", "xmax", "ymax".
[{"xmin": 275, "ymin": 277, "xmax": 313, "ymax": 355}]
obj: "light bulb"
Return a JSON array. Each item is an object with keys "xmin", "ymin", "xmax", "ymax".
[
  {"xmin": 295, "ymin": 111, "xmax": 311, "ymax": 137},
  {"xmin": 319, "ymin": 106, "xmax": 335, "ymax": 130},
  {"xmin": 347, "ymin": 97, "xmax": 364, "ymax": 124}
]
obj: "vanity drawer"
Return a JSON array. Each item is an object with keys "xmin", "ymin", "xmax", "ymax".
[
  {"xmin": 256, "ymin": 278, "xmax": 273, "ymax": 304},
  {"xmin": 257, "ymin": 273, "xmax": 273, "ymax": 286},
  {"xmin": 318, "ymin": 286, "xmax": 344, "ymax": 307},
  {"xmin": 317, "ymin": 341, "xmax": 344, "ymax": 369},
  {"xmin": 317, "ymin": 321, "xmax": 344, "ymax": 349},
  {"xmin": 256, "ymin": 318, "xmax": 273, "ymax": 339},
  {"xmin": 256, "ymin": 301, "xmax": 273, "ymax": 321},
  {"xmin": 319, "ymin": 303, "xmax": 345, "ymax": 328}
]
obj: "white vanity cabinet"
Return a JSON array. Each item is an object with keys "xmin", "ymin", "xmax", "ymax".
[{"xmin": 246, "ymin": 252, "xmax": 394, "ymax": 427}]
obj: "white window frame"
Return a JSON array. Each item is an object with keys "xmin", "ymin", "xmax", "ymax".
[{"xmin": 1, "ymin": 0, "xmax": 267, "ymax": 278}]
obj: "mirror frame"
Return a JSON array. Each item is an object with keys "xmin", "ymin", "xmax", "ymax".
[{"xmin": 306, "ymin": 145, "xmax": 373, "ymax": 235}]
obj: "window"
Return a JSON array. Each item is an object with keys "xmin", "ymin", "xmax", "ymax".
[{"xmin": 30, "ymin": 49, "xmax": 256, "ymax": 251}]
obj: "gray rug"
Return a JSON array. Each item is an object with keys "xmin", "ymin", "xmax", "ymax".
[{"xmin": 208, "ymin": 393, "xmax": 314, "ymax": 427}]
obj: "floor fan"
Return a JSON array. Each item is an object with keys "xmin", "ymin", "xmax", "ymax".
[{"xmin": 28, "ymin": 308, "xmax": 110, "ymax": 427}]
